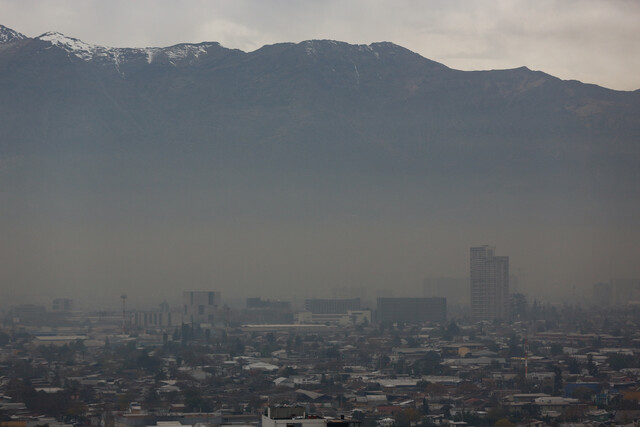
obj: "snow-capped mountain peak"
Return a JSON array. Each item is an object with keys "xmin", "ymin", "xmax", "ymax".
[
  {"xmin": 36, "ymin": 31, "xmax": 102, "ymax": 60},
  {"xmin": 0, "ymin": 24, "xmax": 26, "ymax": 43},
  {"xmin": 151, "ymin": 43, "xmax": 219, "ymax": 63},
  {"xmin": 34, "ymin": 30, "xmax": 220, "ymax": 66}
]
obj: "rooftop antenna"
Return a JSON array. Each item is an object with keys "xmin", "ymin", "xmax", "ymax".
[
  {"xmin": 121, "ymin": 294, "xmax": 127, "ymax": 335},
  {"xmin": 524, "ymin": 337, "xmax": 529, "ymax": 380}
]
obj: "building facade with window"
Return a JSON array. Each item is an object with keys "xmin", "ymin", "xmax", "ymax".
[
  {"xmin": 470, "ymin": 245, "xmax": 509, "ymax": 321},
  {"xmin": 182, "ymin": 291, "xmax": 221, "ymax": 325},
  {"xmin": 304, "ymin": 298, "xmax": 361, "ymax": 314}
]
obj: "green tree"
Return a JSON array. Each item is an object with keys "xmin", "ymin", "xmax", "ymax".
[
  {"xmin": 421, "ymin": 397, "xmax": 430, "ymax": 415},
  {"xmin": 394, "ymin": 408, "xmax": 422, "ymax": 427},
  {"xmin": 415, "ymin": 351, "xmax": 442, "ymax": 375},
  {"xmin": 554, "ymin": 366, "xmax": 563, "ymax": 395},
  {"xmin": 494, "ymin": 418, "xmax": 514, "ymax": 427},
  {"xmin": 442, "ymin": 321, "xmax": 461, "ymax": 341},
  {"xmin": 0, "ymin": 331, "xmax": 10, "ymax": 346},
  {"xmin": 184, "ymin": 387, "xmax": 213, "ymax": 412},
  {"xmin": 567, "ymin": 358, "xmax": 580, "ymax": 374},
  {"xmin": 587, "ymin": 354, "xmax": 598, "ymax": 377},
  {"xmin": 571, "ymin": 386, "xmax": 595, "ymax": 401},
  {"xmin": 550, "ymin": 343, "xmax": 563, "ymax": 356}
]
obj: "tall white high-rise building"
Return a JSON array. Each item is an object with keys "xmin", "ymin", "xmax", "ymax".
[
  {"xmin": 470, "ymin": 245, "xmax": 509, "ymax": 321},
  {"xmin": 182, "ymin": 291, "xmax": 221, "ymax": 325}
]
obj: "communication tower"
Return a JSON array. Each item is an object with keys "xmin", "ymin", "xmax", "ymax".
[{"xmin": 121, "ymin": 294, "xmax": 127, "ymax": 334}]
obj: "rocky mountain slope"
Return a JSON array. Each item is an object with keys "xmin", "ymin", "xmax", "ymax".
[{"xmin": 1, "ymin": 23, "xmax": 639, "ymax": 198}]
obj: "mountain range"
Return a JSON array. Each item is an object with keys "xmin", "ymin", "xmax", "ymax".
[
  {"xmin": 1, "ymin": 24, "xmax": 639, "ymax": 189},
  {"xmin": 1, "ymin": 24, "xmax": 639, "ymax": 303}
]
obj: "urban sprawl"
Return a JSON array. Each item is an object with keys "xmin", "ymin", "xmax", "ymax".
[{"xmin": 1, "ymin": 247, "xmax": 640, "ymax": 427}]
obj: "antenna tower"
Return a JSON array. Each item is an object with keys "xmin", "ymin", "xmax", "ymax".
[
  {"xmin": 524, "ymin": 337, "xmax": 529, "ymax": 379},
  {"xmin": 120, "ymin": 294, "xmax": 127, "ymax": 335}
]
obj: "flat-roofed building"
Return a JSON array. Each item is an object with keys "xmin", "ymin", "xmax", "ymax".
[
  {"xmin": 52, "ymin": 298, "xmax": 74, "ymax": 312},
  {"xmin": 304, "ymin": 298, "xmax": 360, "ymax": 314},
  {"xmin": 133, "ymin": 309, "xmax": 182, "ymax": 329},
  {"xmin": 296, "ymin": 310, "xmax": 371, "ymax": 325},
  {"xmin": 262, "ymin": 407, "xmax": 359, "ymax": 427}
]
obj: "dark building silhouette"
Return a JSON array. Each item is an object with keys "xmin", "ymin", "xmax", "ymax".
[
  {"xmin": 52, "ymin": 298, "xmax": 74, "ymax": 312},
  {"xmin": 376, "ymin": 297, "xmax": 446, "ymax": 323},
  {"xmin": 246, "ymin": 297, "xmax": 291, "ymax": 310},
  {"xmin": 304, "ymin": 298, "xmax": 361, "ymax": 314}
]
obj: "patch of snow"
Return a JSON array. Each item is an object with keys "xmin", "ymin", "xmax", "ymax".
[
  {"xmin": 0, "ymin": 25, "xmax": 26, "ymax": 43},
  {"xmin": 304, "ymin": 41, "xmax": 316, "ymax": 56},
  {"xmin": 112, "ymin": 50, "xmax": 122, "ymax": 74},
  {"xmin": 145, "ymin": 48, "xmax": 160, "ymax": 64},
  {"xmin": 141, "ymin": 43, "xmax": 214, "ymax": 65},
  {"xmin": 164, "ymin": 44, "xmax": 209, "ymax": 62},
  {"xmin": 36, "ymin": 32, "xmax": 215, "ymax": 68},
  {"xmin": 37, "ymin": 32, "xmax": 100, "ymax": 60}
]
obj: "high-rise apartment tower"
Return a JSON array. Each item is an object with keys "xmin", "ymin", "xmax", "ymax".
[
  {"xmin": 183, "ymin": 291, "xmax": 221, "ymax": 325},
  {"xmin": 470, "ymin": 246, "xmax": 509, "ymax": 321}
]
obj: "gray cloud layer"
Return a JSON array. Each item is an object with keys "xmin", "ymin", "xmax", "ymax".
[{"xmin": 1, "ymin": 0, "xmax": 639, "ymax": 90}]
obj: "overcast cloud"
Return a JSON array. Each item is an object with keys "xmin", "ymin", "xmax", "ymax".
[{"xmin": 1, "ymin": 0, "xmax": 639, "ymax": 90}]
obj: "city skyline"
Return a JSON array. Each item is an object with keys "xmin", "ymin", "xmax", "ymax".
[{"xmin": 1, "ymin": 4, "xmax": 639, "ymax": 426}]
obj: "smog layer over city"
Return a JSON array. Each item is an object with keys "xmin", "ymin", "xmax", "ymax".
[{"xmin": 1, "ymin": 2, "xmax": 640, "ymax": 427}]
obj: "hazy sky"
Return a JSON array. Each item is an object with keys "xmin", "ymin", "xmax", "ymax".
[
  {"xmin": 1, "ymin": 0, "xmax": 639, "ymax": 310},
  {"xmin": 1, "ymin": 0, "xmax": 639, "ymax": 91}
]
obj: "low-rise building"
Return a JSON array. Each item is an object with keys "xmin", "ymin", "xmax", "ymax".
[{"xmin": 262, "ymin": 407, "xmax": 359, "ymax": 427}]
